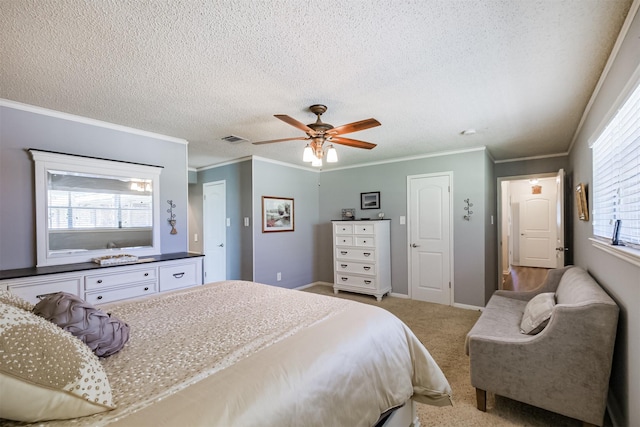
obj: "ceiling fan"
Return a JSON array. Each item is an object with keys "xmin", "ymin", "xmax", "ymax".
[{"xmin": 252, "ymin": 104, "xmax": 381, "ymax": 166}]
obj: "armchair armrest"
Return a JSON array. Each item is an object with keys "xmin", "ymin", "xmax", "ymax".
[{"xmin": 495, "ymin": 266, "xmax": 572, "ymax": 301}]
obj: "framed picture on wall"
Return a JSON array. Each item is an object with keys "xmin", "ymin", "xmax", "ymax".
[
  {"xmin": 575, "ymin": 183, "xmax": 589, "ymax": 221},
  {"xmin": 262, "ymin": 196, "xmax": 294, "ymax": 232},
  {"xmin": 361, "ymin": 192, "xmax": 380, "ymax": 210}
]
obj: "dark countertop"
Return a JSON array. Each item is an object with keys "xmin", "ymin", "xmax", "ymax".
[
  {"xmin": 332, "ymin": 218, "xmax": 390, "ymax": 221},
  {"xmin": 0, "ymin": 252, "xmax": 204, "ymax": 281}
]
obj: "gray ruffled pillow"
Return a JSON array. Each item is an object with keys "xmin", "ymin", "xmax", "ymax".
[{"xmin": 33, "ymin": 292, "xmax": 129, "ymax": 357}]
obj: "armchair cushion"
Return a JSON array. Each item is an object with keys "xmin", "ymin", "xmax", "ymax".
[{"xmin": 519, "ymin": 292, "xmax": 555, "ymax": 334}]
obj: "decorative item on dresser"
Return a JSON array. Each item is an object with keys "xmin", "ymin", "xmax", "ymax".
[{"xmin": 332, "ymin": 220, "xmax": 391, "ymax": 301}]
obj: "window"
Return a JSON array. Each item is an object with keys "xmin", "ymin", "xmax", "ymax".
[{"xmin": 592, "ymin": 81, "xmax": 640, "ymax": 248}]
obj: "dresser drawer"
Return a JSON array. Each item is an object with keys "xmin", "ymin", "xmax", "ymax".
[
  {"xmin": 335, "ymin": 236, "xmax": 354, "ymax": 246},
  {"xmin": 335, "ymin": 274, "xmax": 376, "ymax": 290},
  {"xmin": 336, "ymin": 248, "xmax": 375, "ymax": 261},
  {"xmin": 334, "ymin": 224, "xmax": 354, "ymax": 235},
  {"xmin": 354, "ymin": 224, "xmax": 374, "ymax": 234},
  {"xmin": 159, "ymin": 262, "xmax": 198, "ymax": 292},
  {"xmin": 86, "ymin": 282, "xmax": 156, "ymax": 305},
  {"xmin": 8, "ymin": 278, "xmax": 82, "ymax": 304},
  {"xmin": 85, "ymin": 267, "xmax": 157, "ymax": 290},
  {"xmin": 336, "ymin": 261, "xmax": 376, "ymax": 276},
  {"xmin": 355, "ymin": 236, "xmax": 375, "ymax": 247}
]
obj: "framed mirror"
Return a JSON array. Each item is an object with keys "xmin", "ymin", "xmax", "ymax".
[{"xmin": 30, "ymin": 150, "xmax": 162, "ymax": 266}]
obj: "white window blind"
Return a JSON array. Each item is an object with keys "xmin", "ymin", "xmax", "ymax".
[{"xmin": 592, "ymin": 81, "xmax": 640, "ymax": 247}]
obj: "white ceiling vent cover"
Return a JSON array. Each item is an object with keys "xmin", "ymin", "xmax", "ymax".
[{"xmin": 221, "ymin": 135, "xmax": 248, "ymax": 144}]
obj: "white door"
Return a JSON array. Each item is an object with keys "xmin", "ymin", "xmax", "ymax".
[
  {"xmin": 518, "ymin": 189, "xmax": 557, "ymax": 268},
  {"xmin": 203, "ymin": 181, "xmax": 226, "ymax": 282},
  {"xmin": 555, "ymin": 169, "xmax": 566, "ymax": 267},
  {"xmin": 408, "ymin": 173, "xmax": 452, "ymax": 305}
]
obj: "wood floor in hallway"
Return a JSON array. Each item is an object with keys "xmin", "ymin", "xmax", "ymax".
[{"xmin": 502, "ymin": 266, "xmax": 550, "ymax": 291}]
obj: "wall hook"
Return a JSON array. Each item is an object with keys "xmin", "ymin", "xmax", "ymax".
[
  {"xmin": 463, "ymin": 198, "xmax": 474, "ymax": 221},
  {"xmin": 167, "ymin": 200, "xmax": 177, "ymax": 234}
]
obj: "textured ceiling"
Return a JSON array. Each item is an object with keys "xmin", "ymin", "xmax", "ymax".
[{"xmin": 0, "ymin": 1, "xmax": 633, "ymax": 170}]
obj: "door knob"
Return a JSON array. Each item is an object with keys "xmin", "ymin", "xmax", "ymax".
[
  {"xmin": 411, "ymin": 243, "xmax": 420, "ymax": 248},
  {"xmin": 218, "ymin": 243, "xmax": 224, "ymax": 247}
]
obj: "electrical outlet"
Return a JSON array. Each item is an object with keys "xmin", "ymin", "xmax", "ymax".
[
  {"xmin": 194, "ymin": 233, "xmax": 198, "ymax": 242},
  {"xmin": 244, "ymin": 217, "xmax": 249, "ymax": 227},
  {"xmin": 276, "ymin": 272, "xmax": 281, "ymax": 281}
]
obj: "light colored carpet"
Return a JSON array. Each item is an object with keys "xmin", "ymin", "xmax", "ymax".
[{"xmin": 302, "ymin": 285, "xmax": 590, "ymax": 427}]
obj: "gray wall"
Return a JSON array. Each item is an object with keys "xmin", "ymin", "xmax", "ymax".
[
  {"xmin": 188, "ymin": 160, "xmax": 253, "ymax": 280},
  {"xmin": 252, "ymin": 159, "xmax": 320, "ymax": 289},
  {"xmin": 568, "ymin": 8, "xmax": 640, "ymax": 426},
  {"xmin": 318, "ymin": 149, "xmax": 494, "ymax": 307},
  {"xmin": 0, "ymin": 105, "xmax": 188, "ymax": 270}
]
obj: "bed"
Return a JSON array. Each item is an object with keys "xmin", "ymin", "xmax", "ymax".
[{"xmin": 0, "ymin": 280, "xmax": 452, "ymax": 427}]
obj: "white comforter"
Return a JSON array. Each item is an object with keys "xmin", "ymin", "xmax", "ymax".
[{"xmin": 37, "ymin": 281, "xmax": 452, "ymax": 427}]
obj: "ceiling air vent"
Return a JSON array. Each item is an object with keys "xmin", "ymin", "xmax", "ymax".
[{"xmin": 221, "ymin": 135, "xmax": 248, "ymax": 144}]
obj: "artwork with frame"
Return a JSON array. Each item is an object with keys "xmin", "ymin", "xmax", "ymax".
[
  {"xmin": 575, "ymin": 183, "xmax": 589, "ymax": 221},
  {"xmin": 262, "ymin": 196, "xmax": 294, "ymax": 232},
  {"xmin": 361, "ymin": 192, "xmax": 380, "ymax": 210}
]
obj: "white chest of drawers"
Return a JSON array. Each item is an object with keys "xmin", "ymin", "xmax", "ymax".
[
  {"xmin": 0, "ymin": 254, "xmax": 203, "ymax": 306},
  {"xmin": 332, "ymin": 220, "xmax": 391, "ymax": 301}
]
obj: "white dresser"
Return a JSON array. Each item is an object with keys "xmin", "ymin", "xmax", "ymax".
[
  {"xmin": 332, "ymin": 220, "xmax": 391, "ymax": 301},
  {"xmin": 0, "ymin": 253, "xmax": 203, "ymax": 306}
]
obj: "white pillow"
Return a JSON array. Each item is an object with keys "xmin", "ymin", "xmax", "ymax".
[
  {"xmin": 0, "ymin": 302, "xmax": 114, "ymax": 422},
  {"xmin": 0, "ymin": 290, "xmax": 33, "ymax": 312},
  {"xmin": 520, "ymin": 292, "xmax": 555, "ymax": 335}
]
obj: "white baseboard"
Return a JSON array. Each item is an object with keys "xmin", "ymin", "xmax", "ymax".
[
  {"xmin": 294, "ymin": 281, "xmax": 332, "ymax": 290},
  {"xmin": 453, "ymin": 302, "xmax": 484, "ymax": 311},
  {"xmin": 390, "ymin": 292, "xmax": 410, "ymax": 299}
]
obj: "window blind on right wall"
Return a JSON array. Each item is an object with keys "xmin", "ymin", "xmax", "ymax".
[{"xmin": 592, "ymin": 81, "xmax": 640, "ymax": 247}]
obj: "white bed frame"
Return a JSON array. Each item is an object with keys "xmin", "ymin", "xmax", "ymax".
[{"xmin": 382, "ymin": 400, "xmax": 420, "ymax": 427}]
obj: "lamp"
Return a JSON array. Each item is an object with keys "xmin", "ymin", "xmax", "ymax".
[
  {"xmin": 302, "ymin": 138, "xmax": 338, "ymax": 166},
  {"xmin": 326, "ymin": 145, "xmax": 338, "ymax": 163},
  {"xmin": 302, "ymin": 144, "xmax": 314, "ymax": 162}
]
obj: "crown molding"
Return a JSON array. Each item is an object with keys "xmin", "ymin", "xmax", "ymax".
[{"xmin": 0, "ymin": 98, "xmax": 188, "ymax": 145}]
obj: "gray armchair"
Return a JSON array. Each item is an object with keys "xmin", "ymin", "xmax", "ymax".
[{"xmin": 465, "ymin": 266, "xmax": 619, "ymax": 426}]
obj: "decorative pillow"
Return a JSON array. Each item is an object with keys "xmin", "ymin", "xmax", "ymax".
[
  {"xmin": 0, "ymin": 302, "xmax": 114, "ymax": 422},
  {"xmin": 33, "ymin": 292, "xmax": 130, "ymax": 357},
  {"xmin": 0, "ymin": 290, "xmax": 33, "ymax": 312},
  {"xmin": 520, "ymin": 292, "xmax": 556, "ymax": 335}
]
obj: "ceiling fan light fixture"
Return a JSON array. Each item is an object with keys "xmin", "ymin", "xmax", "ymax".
[
  {"xmin": 302, "ymin": 144, "xmax": 314, "ymax": 162},
  {"xmin": 326, "ymin": 145, "xmax": 338, "ymax": 163},
  {"xmin": 311, "ymin": 156, "xmax": 323, "ymax": 167}
]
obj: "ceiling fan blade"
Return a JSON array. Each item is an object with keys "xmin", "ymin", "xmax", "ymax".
[
  {"xmin": 330, "ymin": 136, "xmax": 377, "ymax": 150},
  {"xmin": 327, "ymin": 118, "xmax": 381, "ymax": 136},
  {"xmin": 274, "ymin": 115, "xmax": 314, "ymax": 133},
  {"xmin": 252, "ymin": 137, "xmax": 308, "ymax": 145}
]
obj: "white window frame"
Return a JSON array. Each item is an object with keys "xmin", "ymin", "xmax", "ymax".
[
  {"xmin": 589, "ymin": 68, "xmax": 640, "ymax": 267},
  {"xmin": 31, "ymin": 150, "xmax": 162, "ymax": 267}
]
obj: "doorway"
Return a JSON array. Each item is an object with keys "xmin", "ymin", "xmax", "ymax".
[
  {"xmin": 203, "ymin": 181, "xmax": 226, "ymax": 282},
  {"xmin": 498, "ymin": 169, "xmax": 566, "ymax": 289},
  {"xmin": 407, "ymin": 172, "xmax": 453, "ymax": 305}
]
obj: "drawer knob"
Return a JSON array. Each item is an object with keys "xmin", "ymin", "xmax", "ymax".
[
  {"xmin": 364, "ymin": 252, "xmax": 371, "ymax": 257},
  {"xmin": 363, "ymin": 266, "xmax": 371, "ymax": 271},
  {"xmin": 173, "ymin": 272, "xmax": 185, "ymax": 279},
  {"xmin": 144, "ymin": 273, "xmax": 149, "ymax": 277},
  {"xmin": 341, "ymin": 277, "xmax": 348, "ymax": 281},
  {"xmin": 341, "ymin": 264, "xmax": 348, "ymax": 268},
  {"xmin": 340, "ymin": 251, "xmax": 348, "ymax": 255},
  {"xmin": 97, "ymin": 279, "xmax": 102, "ymax": 284},
  {"xmin": 97, "ymin": 295, "xmax": 103, "ymax": 300},
  {"xmin": 144, "ymin": 287, "xmax": 149, "ymax": 291},
  {"xmin": 362, "ymin": 240, "xmax": 367, "ymax": 244},
  {"xmin": 364, "ymin": 280, "xmax": 372, "ymax": 284}
]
